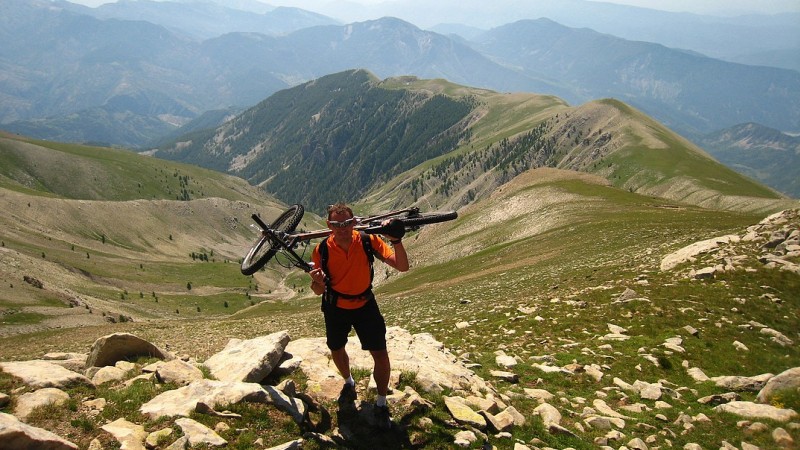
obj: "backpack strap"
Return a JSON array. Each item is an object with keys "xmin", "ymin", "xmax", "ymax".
[{"xmin": 359, "ymin": 231, "xmax": 375, "ymax": 283}]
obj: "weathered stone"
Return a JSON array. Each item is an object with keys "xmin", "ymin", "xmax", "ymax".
[
  {"xmin": 533, "ymin": 402, "xmax": 562, "ymax": 426},
  {"xmin": 92, "ymin": 366, "xmax": 128, "ymax": 385},
  {"xmin": 712, "ymin": 374, "xmax": 773, "ymax": 392},
  {"xmin": 0, "ymin": 361, "xmax": 93, "ymax": 389},
  {"xmin": 203, "ymin": 331, "xmax": 290, "ymax": 383},
  {"xmin": 757, "ymin": 367, "xmax": 800, "ymax": 404},
  {"xmin": 687, "ymin": 367, "xmax": 710, "ymax": 382},
  {"xmin": 174, "ymin": 417, "xmax": 227, "ymax": 447},
  {"xmin": 464, "ymin": 395, "xmax": 499, "ymax": 413},
  {"xmin": 101, "ymin": 418, "xmax": 148, "ymax": 450},
  {"xmin": 715, "ymin": 401, "xmax": 798, "ymax": 422},
  {"xmin": 524, "ymin": 388, "xmax": 554, "ymax": 403},
  {"xmin": 593, "ymin": 399, "xmax": 634, "ymax": 420},
  {"xmin": 145, "ymin": 428, "xmax": 173, "ymax": 449},
  {"xmin": 773, "ymin": 427, "xmax": 794, "ymax": 447},
  {"xmin": 482, "ymin": 409, "xmax": 514, "ymax": 432},
  {"xmin": 14, "ymin": 388, "xmax": 70, "ymax": 421},
  {"xmin": 444, "ymin": 396, "xmax": 486, "ymax": 429},
  {"xmin": 154, "ymin": 359, "xmax": 204, "ymax": 386},
  {"xmin": 140, "ymin": 380, "xmax": 269, "ymax": 419},
  {"xmin": 264, "ymin": 439, "xmax": 303, "ymax": 450},
  {"xmin": 495, "ymin": 353, "xmax": 518, "ymax": 369},
  {"xmin": 661, "ymin": 235, "xmax": 739, "ymax": 271},
  {"xmin": 490, "ymin": 370, "xmax": 519, "ymax": 383},
  {"xmin": 86, "ymin": 333, "xmax": 172, "ymax": 368},
  {"xmin": 0, "ymin": 412, "xmax": 78, "ymax": 450}
]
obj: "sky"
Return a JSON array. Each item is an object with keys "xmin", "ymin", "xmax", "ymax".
[{"xmin": 66, "ymin": 0, "xmax": 800, "ymax": 16}]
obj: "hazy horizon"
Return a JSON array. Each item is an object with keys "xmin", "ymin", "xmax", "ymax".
[{"xmin": 65, "ymin": 0, "xmax": 800, "ymax": 21}]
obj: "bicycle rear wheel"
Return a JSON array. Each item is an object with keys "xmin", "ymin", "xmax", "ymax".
[{"xmin": 241, "ymin": 204, "xmax": 304, "ymax": 275}]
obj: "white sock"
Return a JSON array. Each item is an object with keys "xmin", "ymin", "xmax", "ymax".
[
  {"xmin": 375, "ymin": 395, "xmax": 387, "ymax": 407},
  {"xmin": 345, "ymin": 375, "xmax": 355, "ymax": 386}
]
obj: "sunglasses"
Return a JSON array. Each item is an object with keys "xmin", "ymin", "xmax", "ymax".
[{"xmin": 328, "ymin": 217, "xmax": 356, "ymax": 228}]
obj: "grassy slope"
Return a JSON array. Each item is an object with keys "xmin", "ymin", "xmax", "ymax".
[
  {"xmin": 0, "ymin": 132, "xmax": 266, "ymax": 202},
  {"xmin": 366, "ymin": 82, "xmax": 796, "ymax": 215},
  {"xmin": 0, "ymin": 133, "xmax": 312, "ymax": 335},
  {"xmin": 1, "ymin": 164, "xmax": 796, "ymax": 448}
]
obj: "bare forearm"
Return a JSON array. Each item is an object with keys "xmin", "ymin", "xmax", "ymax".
[{"xmin": 389, "ymin": 241, "xmax": 409, "ymax": 272}]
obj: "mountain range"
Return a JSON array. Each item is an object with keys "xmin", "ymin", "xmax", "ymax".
[
  {"xmin": 699, "ymin": 123, "xmax": 800, "ymax": 198},
  {"xmin": 153, "ymin": 69, "xmax": 794, "ymax": 216},
  {"xmin": 1, "ymin": 0, "xmax": 798, "ymax": 197}
]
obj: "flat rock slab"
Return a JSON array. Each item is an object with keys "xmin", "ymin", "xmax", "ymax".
[
  {"xmin": 0, "ymin": 412, "xmax": 78, "ymax": 450},
  {"xmin": 139, "ymin": 380, "xmax": 269, "ymax": 419},
  {"xmin": 715, "ymin": 401, "xmax": 798, "ymax": 422},
  {"xmin": 285, "ymin": 326, "xmax": 492, "ymax": 400},
  {"xmin": 0, "ymin": 360, "xmax": 94, "ymax": 389}
]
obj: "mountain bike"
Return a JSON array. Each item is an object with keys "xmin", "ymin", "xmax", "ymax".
[{"xmin": 241, "ymin": 204, "xmax": 458, "ymax": 275}]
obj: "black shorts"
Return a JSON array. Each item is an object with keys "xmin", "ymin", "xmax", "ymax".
[{"xmin": 323, "ymin": 299, "xmax": 387, "ymax": 351}]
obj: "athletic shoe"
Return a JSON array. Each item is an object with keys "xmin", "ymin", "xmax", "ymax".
[
  {"xmin": 373, "ymin": 404, "xmax": 392, "ymax": 430},
  {"xmin": 337, "ymin": 382, "xmax": 357, "ymax": 406}
]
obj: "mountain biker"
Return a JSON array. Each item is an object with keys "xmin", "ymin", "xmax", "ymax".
[{"xmin": 308, "ymin": 202, "xmax": 408, "ymax": 430}]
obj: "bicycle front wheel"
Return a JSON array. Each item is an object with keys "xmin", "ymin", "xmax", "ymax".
[
  {"xmin": 241, "ymin": 204, "xmax": 304, "ymax": 275},
  {"xmin": 401, "ymin": 211, "xmax": 458, "ymax": 229}
]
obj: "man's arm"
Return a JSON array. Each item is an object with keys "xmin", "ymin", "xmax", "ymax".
[{"xmin": 384, "ymin": 240, "xmax": 409, "ymax": 272}]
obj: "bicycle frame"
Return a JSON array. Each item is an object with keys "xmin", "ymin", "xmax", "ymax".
[{"xmin": 250, "ymin": 207, "xmax": 420, "ymax": 272}]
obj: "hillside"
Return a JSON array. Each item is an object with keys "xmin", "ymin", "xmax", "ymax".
[
  {"xmin": 157, "ymin": 70, "xmax": 796, "ymax": 216},
  {"xmin": 0, "ymin": 133, "xmax": 303, "ymax": 336},
  {"xmin": 1, "ymin": 159, "xmax": 798, "ymax": 448}
]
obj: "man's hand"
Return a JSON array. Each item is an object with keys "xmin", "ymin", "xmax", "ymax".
[
  {"xmin": 309, "ymin": 268, "xmax": 326, "ymax": 285},
  {"xmin": 309, "ymin": 268, "xmax": 326, "ymax": 295},
  {"xmin": 380, "ymin": 218, "xmax": 405, "ymax": 241}
]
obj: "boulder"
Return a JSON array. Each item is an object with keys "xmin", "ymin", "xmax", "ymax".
[
  {"xmin": 0, "ymin": 361, "xmax": 93, "ymax": 389},
  {"xmin": 153, "ymin": 359, "xmax": 205, "ymax": 386},
  {"xmin": 756, "ymin": 367, "xmax": 800, "ymax": 404},
  {"xmin": 203, "ymin": 331, "xmax": 290, "ymax": 383},
  {"xmin": 85, "ymin": 333, "xmax": 172, "ymax": 368}
]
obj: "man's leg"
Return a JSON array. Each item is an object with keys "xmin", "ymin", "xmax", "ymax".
[
  {"xmin": 331, "ymin": 346, "xmax": 351, "ymax": 380},
  {"xmin": 332, "ymin": 346, "xmax": 357, "ymax": 406},
  {"xmin": 370, "ymin": 349, "xmax": 390, "ymax": 396}
]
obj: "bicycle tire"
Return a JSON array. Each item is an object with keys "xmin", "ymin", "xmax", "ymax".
[
  {"xmin": 241, "ymin": 204, "xmax": 304, "ymax": 275},
  {"xmin": 400, "ymin": 211, "xmax": 458, "ymax": 229}
]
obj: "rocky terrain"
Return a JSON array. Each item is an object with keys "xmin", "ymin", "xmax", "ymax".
[{"xmin": 0, "ymin": 209, "xmax": 798, "ymax": 449}]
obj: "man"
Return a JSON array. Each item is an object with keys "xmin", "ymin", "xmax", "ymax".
[{"xmin": 308, "ymin": 203, "xmax": 409, "ymax": 430}]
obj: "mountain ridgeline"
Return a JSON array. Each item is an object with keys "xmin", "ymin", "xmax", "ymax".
[
  {"xmin": 156, "ymin": 70, "xmax": 793, "ymax": 215},
  {"xmin": 157, "ymin": 71, "xmax": 475, "ymax": 211},
  {"xmin": 3, "ymin": 0, "xmax": 799, "ymax": 153}
]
